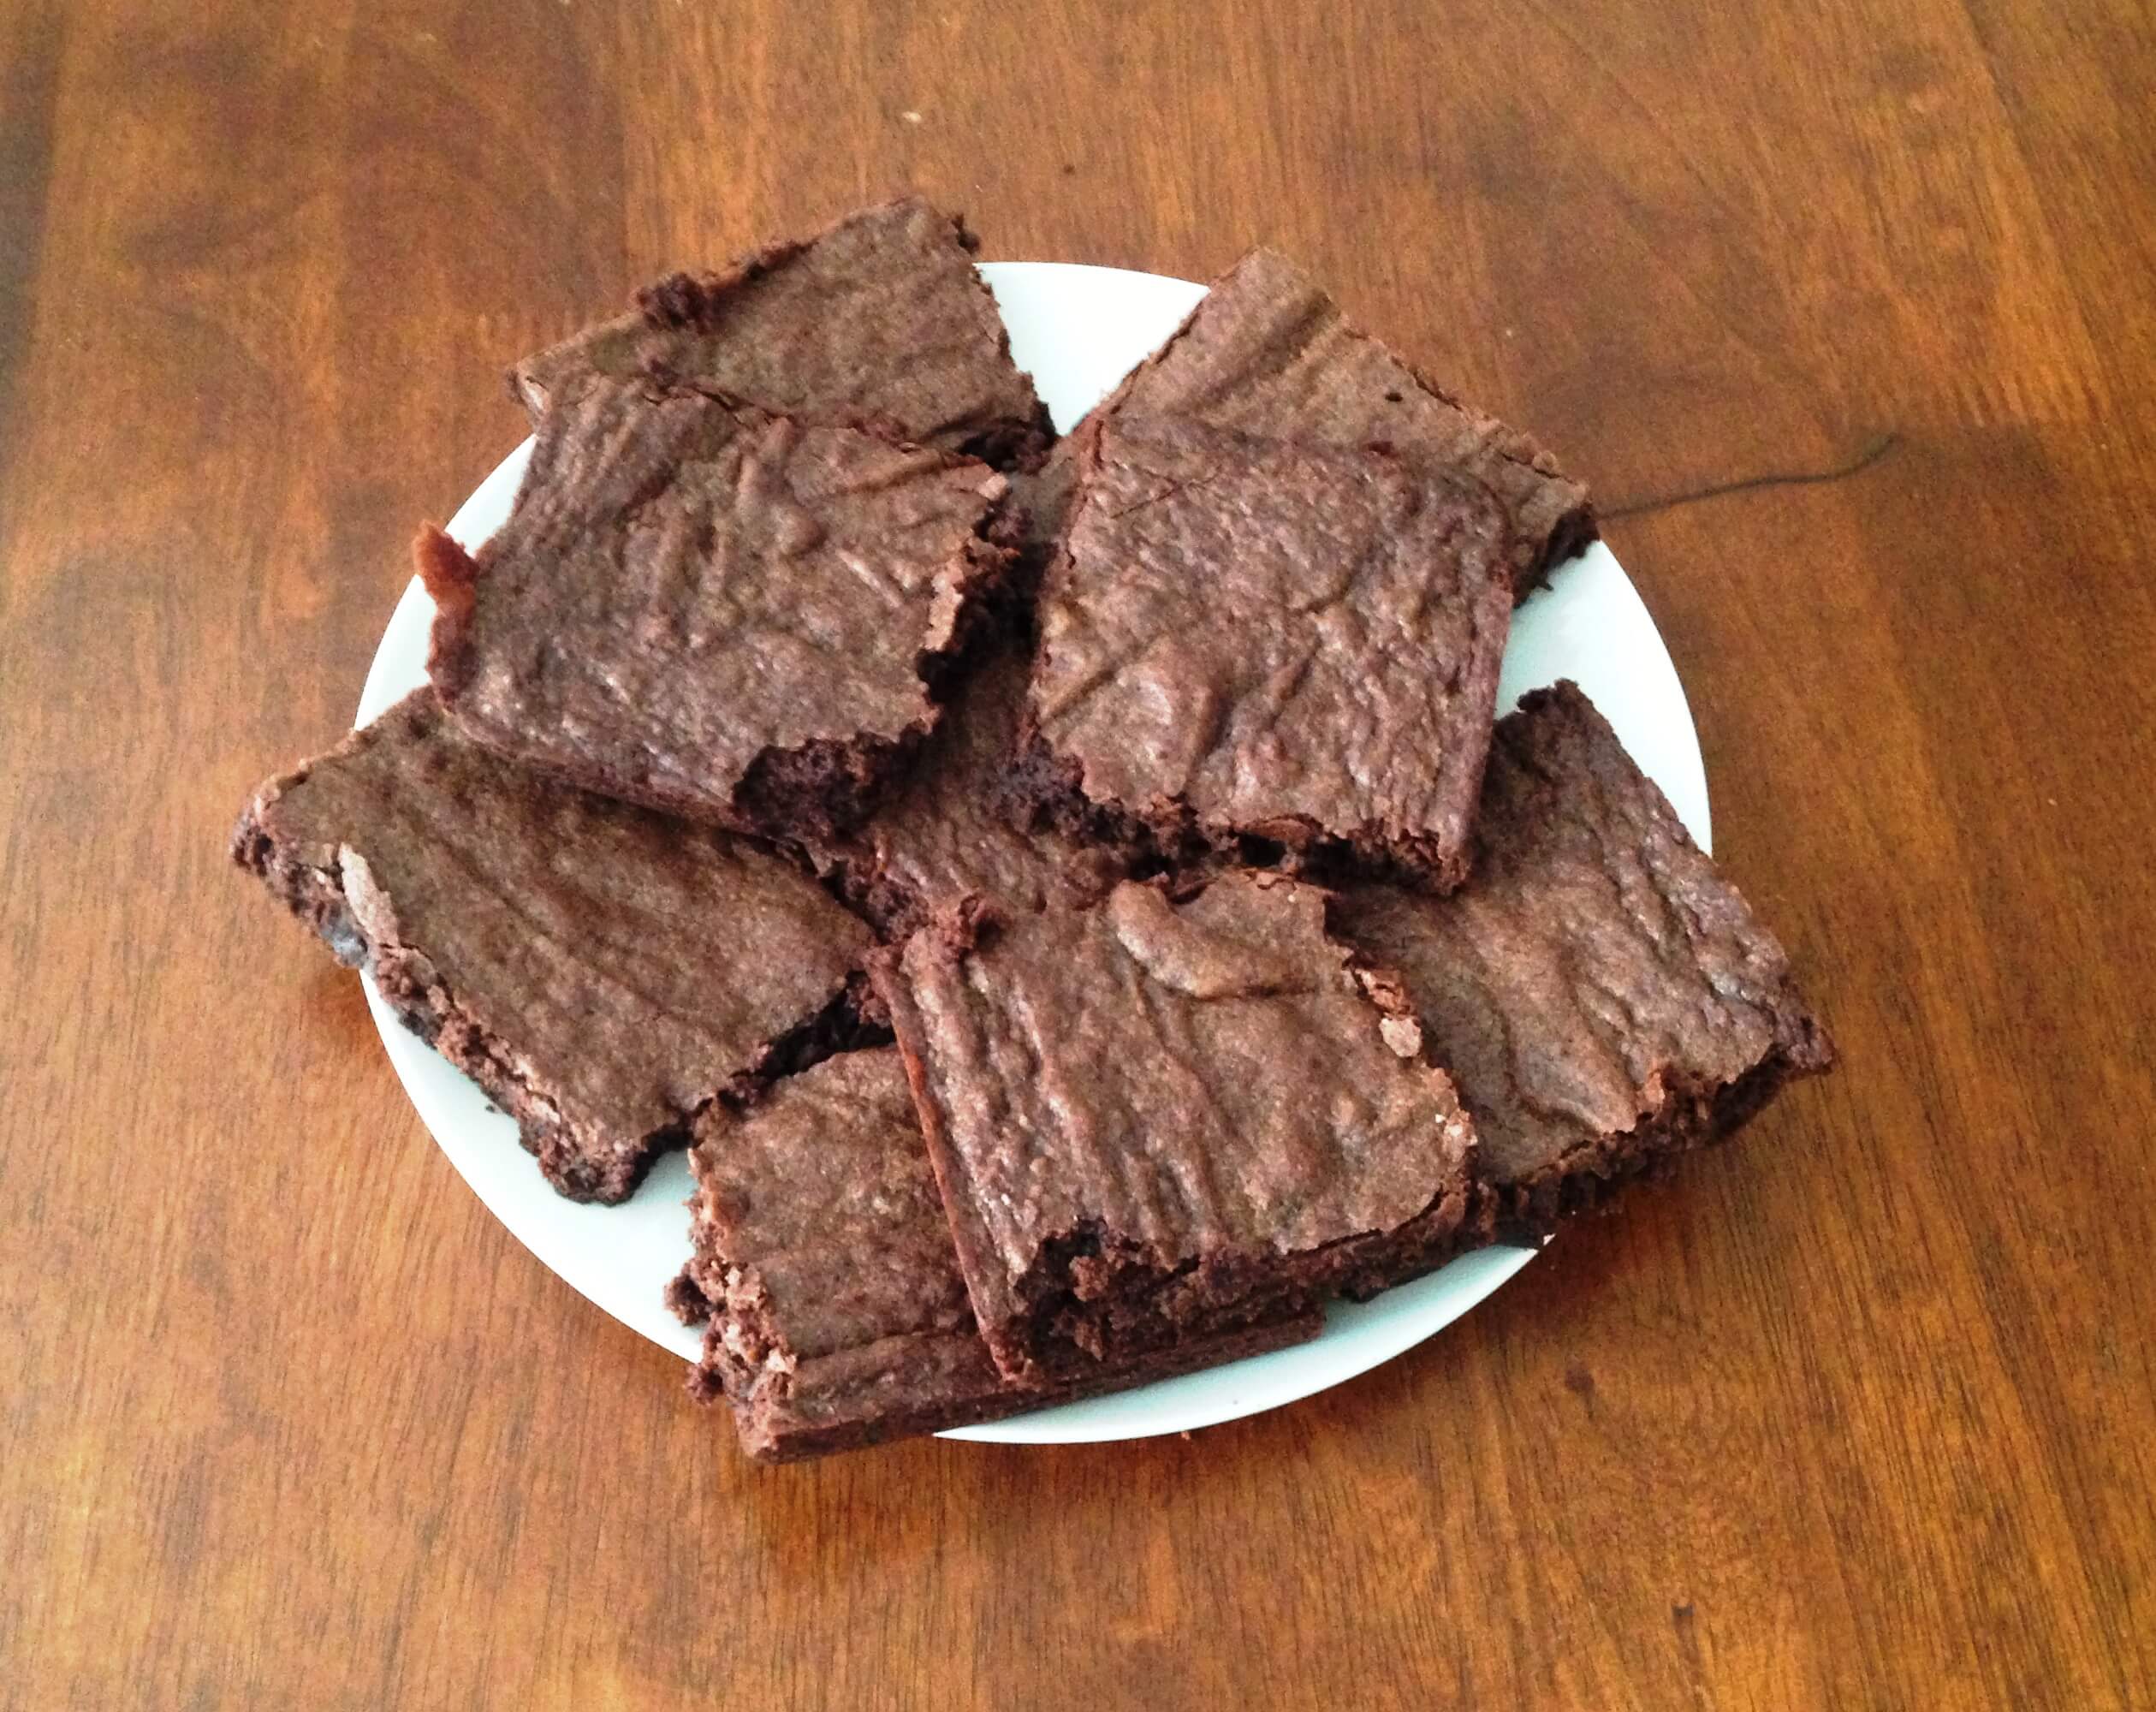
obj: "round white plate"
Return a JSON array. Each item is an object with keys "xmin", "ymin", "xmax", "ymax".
[{"xmin": 357, "ymin": 261, "xmax": 1709, "ymax": 1445}]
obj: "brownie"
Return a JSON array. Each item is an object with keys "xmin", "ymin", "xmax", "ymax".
[
  {"xmin": 800, "ymin": 633, "xmax": 1128, "ymax": 939},
  {"xmin": 672, "ymin": 1048, "xmax": 1321, "ymax": 1460},
  {"xmin": 1041, "ymin": 247, "xmax": 1593, "ymax": 597},
  {"xmin": 873, "ymin": 873, "xmax": 1488, "ymax": 1386},
  {"xmin": 231, "ymin": 690, "xmax": 876, "ymax": 1202},
  {"xmin": 1023, "ymin": 416, "xmax": 1513, "ymax": 891},
  {"xmin": 511, "ymin": 195, "xmax": 1054, "ymax": 471},
  {"xmin": 1331, "ymin": 681, "xmax": 1834, "ymax": 1229},
  {"xmin": 419, "ymin": 378, "xmax": 1019, "ymax": 839}
]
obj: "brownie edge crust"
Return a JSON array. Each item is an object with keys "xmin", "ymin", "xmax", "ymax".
[{"xmin": 233, "ymin": 691, "xmax": 876, "ymax": 1203}]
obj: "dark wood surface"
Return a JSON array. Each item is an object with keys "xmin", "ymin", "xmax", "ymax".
[{"xmin": 5, "ymin": 3, "xmax": 2152, "ymax": 1706}]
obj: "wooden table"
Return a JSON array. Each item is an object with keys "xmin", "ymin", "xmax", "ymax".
[{"xmin": 6, "ymin": 2, "xmax": 2151, "ymax": 1705}]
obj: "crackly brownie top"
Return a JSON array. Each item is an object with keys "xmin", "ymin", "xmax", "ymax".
[
  {"xmin": 422, "ymin": 378, "xmax": 1011, "ymax": 829},
  {"xmin": 1031, "ymin": 416, "xmax": 1512, "ymax": 878},
  {"xmin": 1068, "ymin": 247, "xmax": 1591, "ymax": 590},
  {"xmin": 686, "ymin": 1052, "xmax": 1333, "ymax": 1456},
  {"xmin": 511, "ymin": 195, "xmax": 1050, "ymax": 468},
  {"xmin": 689, "ymin": 1047, "xmax": 974, "ymax": 1367},
  {"xmin": 877, "ymin": 872, "xmax": 1477, "ymax": 1335},
  {"xmin": 240, "ymin": 690, "xmax": 874, "ymax": 1143},
  {"xmin": 1331, "ymin": 681, "xmax": 1832, "ymax": 1186},
  {"xmin": 805, "ymin": 636, "xmax": 1127, "ymax": 936}
]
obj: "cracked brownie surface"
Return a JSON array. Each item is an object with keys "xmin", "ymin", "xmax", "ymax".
[
  {"xmin": 875, "ymin": 872, "xmax": 1486, "ymax": 1384},
  {"xmin": 421, "ymin": 379, "xmax": 1017, "ymax": 838},
  {"xmin": 1332, "ymin": 681, "xmax": 1834, "ymax": 1227},
  {"xmin": 1033, "ymin": 247, "xmax": 1593, "ymax": 596},
  {"xmin": 1025, "ymin": 415, "xmax": 1512, "ymax": 890},
  {"xmin": 232, "ymin": 690, "xmax": 874, "ymax": 1202},
  {"xmin": 675, "ymin": 1048, "xmax": 1320, "ymax": 1459},
  {"xmin": 512, "ymin": 194, "xmax": 1052, "ymax": 471}
]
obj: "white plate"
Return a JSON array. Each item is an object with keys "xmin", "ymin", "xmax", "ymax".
[{"xmin": 356, "ymin": 262, "xmax": 1710, "ymax": 1445}]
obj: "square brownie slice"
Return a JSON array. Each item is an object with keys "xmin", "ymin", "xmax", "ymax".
[
  {"xmin": 1331, "ymin": 681, "xmax": 1834, "ymax": 1230},
  {"xmin": 872, "ymin": 872, "xmax": 1488, "ymax": 1387},
  {"xmin": 1036, "ymin": 247, "xmax": 1593, "ymax": 597},
  {"xmin": 511, "ymin": 195, "xmax": 1054, "ymax": 472},
  {"xmin": 418, "ymin": 378, "xmax": 1019, "ymax": 839},
  {"xmin": 1022, "ymin": 415, "xmax": 1513, "ymax": 891},
  {"xmin": 232, "ymin": 690, "xmax": 876, "ymax": 1203},
  {"xmin": 671, "ymin": 1048, "xmax": 1320, "ymax": 1460},
  {"xmin": 799, "ymin": 633, "xmax": 1128, "ymax": 941}
]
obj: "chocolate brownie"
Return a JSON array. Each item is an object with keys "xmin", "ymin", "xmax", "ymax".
[
  {"xmin": 672, "ymin": 1048, "xmax": 1320, "ymax": 1460},
  {"xmin": 800, "ymin": 633, "xmax": 1127, "ymax": 939},
  {"xmin": 1331, "ymin": 681, "xmax": 1834, "ymax": 1229},
  {"xmin": 1042, "ymin": 247, "xmax": 1593, "ymax": 597},
  {"xmin": 511, "ymin": 195, "xmax": 1053, "ymax": 471},
  {"xmin": 231, "ymin": 690, "xmax": 876, "ymax": 1202},
  {"xmin": 873, "ymin": 873, "xmax": 1488, "ymax": 1386},
  {"xmin": 1024, "ymin": 416, "xmax": 1513, "ymax": 891},
  {"xmin": 419, "ymin": 378, "xmax": 1019, "ymax": 838}
]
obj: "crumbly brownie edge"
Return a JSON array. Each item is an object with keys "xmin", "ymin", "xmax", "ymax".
[
  {"xmin": 1005, "ymin": 719, "xmax": 1481, "ymax": 895},
  {"xmin": 686, "ymin": 1255, "xmax": 795, "ymax": 1415},
  {"xmin": 1001, "ymin": 726, "xmax": 1192, "ymax": 871},
  {"xmin": 812, "ymin": 853, "xmax": 930, "ymax": 943},
  {"xmin": 956, "ymin": 407, "xmax": 1056, "ymax": 477},
  {"xmin": 725, "ymin": 732, "xmax": 924, "ymax": 844},
  {"xmin": 1317, "ymin": 936, "xmax": 1506, "ymax": 1292},
  {"xmin": 1497, "ymin": 1003, "xmax": 1836, "ymax": 1238},
  {"xmin": 693, "ymin": 1309, "xmax": 1325, "ymax": 1463},
  {"xmin": 1005, "ymin": 1236, "xmax": 1339, "ymax": 1380},
  {"xmin": 233, "ymin": 786, "xmax": 667, "ymax": 1202},
  {"xmin": 728, "ymin": 1331, "xmax": 1004, "ymax": 1461},
  {"xmin": 663, "ymin": 1267, "xmax": 712, "ymax": 1327},
  {"xmin": 911, "ymin": 484, "xmax": 1028, "ymax": 693},
  {"xmin": 1512, "ymin": 486, "xmax": 1600, "ymax": 603}
]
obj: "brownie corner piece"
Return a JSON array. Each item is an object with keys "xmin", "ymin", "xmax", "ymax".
[
  {"xmin": 678, "ymin": 1047, "xmax": 986, "ymax": 1457},
  {"xmin": 875, "ymin": 871, "xmax": 1486, "ymax": 1386},
  {"xmin": 508, "ymin": 194, "xmax": 1053, "ymax": 473},
  {"xmin": 1332, "ymin": 678, "xmax": 1834, "ymax": 1230},
  {"xmin": 1025, "ymin": 414, "xmax": 1512, "ymax": 890},
  {"xmin": 233, "ymin": 688, "xmax": 876, "ymax": 1203},
  {"xmin": 678, "ymin": 1045, "xmax": 1327, "ymax": 1461},
  {"xmin": 419, "ymin": 382, "xmax": 1018, "ymax": 840},
  {"xmin": 1077, "ymin": 243, "xmax": 1594, "ymax": 597}
]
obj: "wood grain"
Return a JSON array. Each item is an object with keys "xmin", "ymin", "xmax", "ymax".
[{"xmin": 4, "ymin": 2, "xmax": 2152, "ymax": 1705}]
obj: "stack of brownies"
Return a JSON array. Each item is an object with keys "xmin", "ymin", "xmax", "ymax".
[{"xmin": 235, "ymin": 198, "xmax": 1832, "ymax": 1461}]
